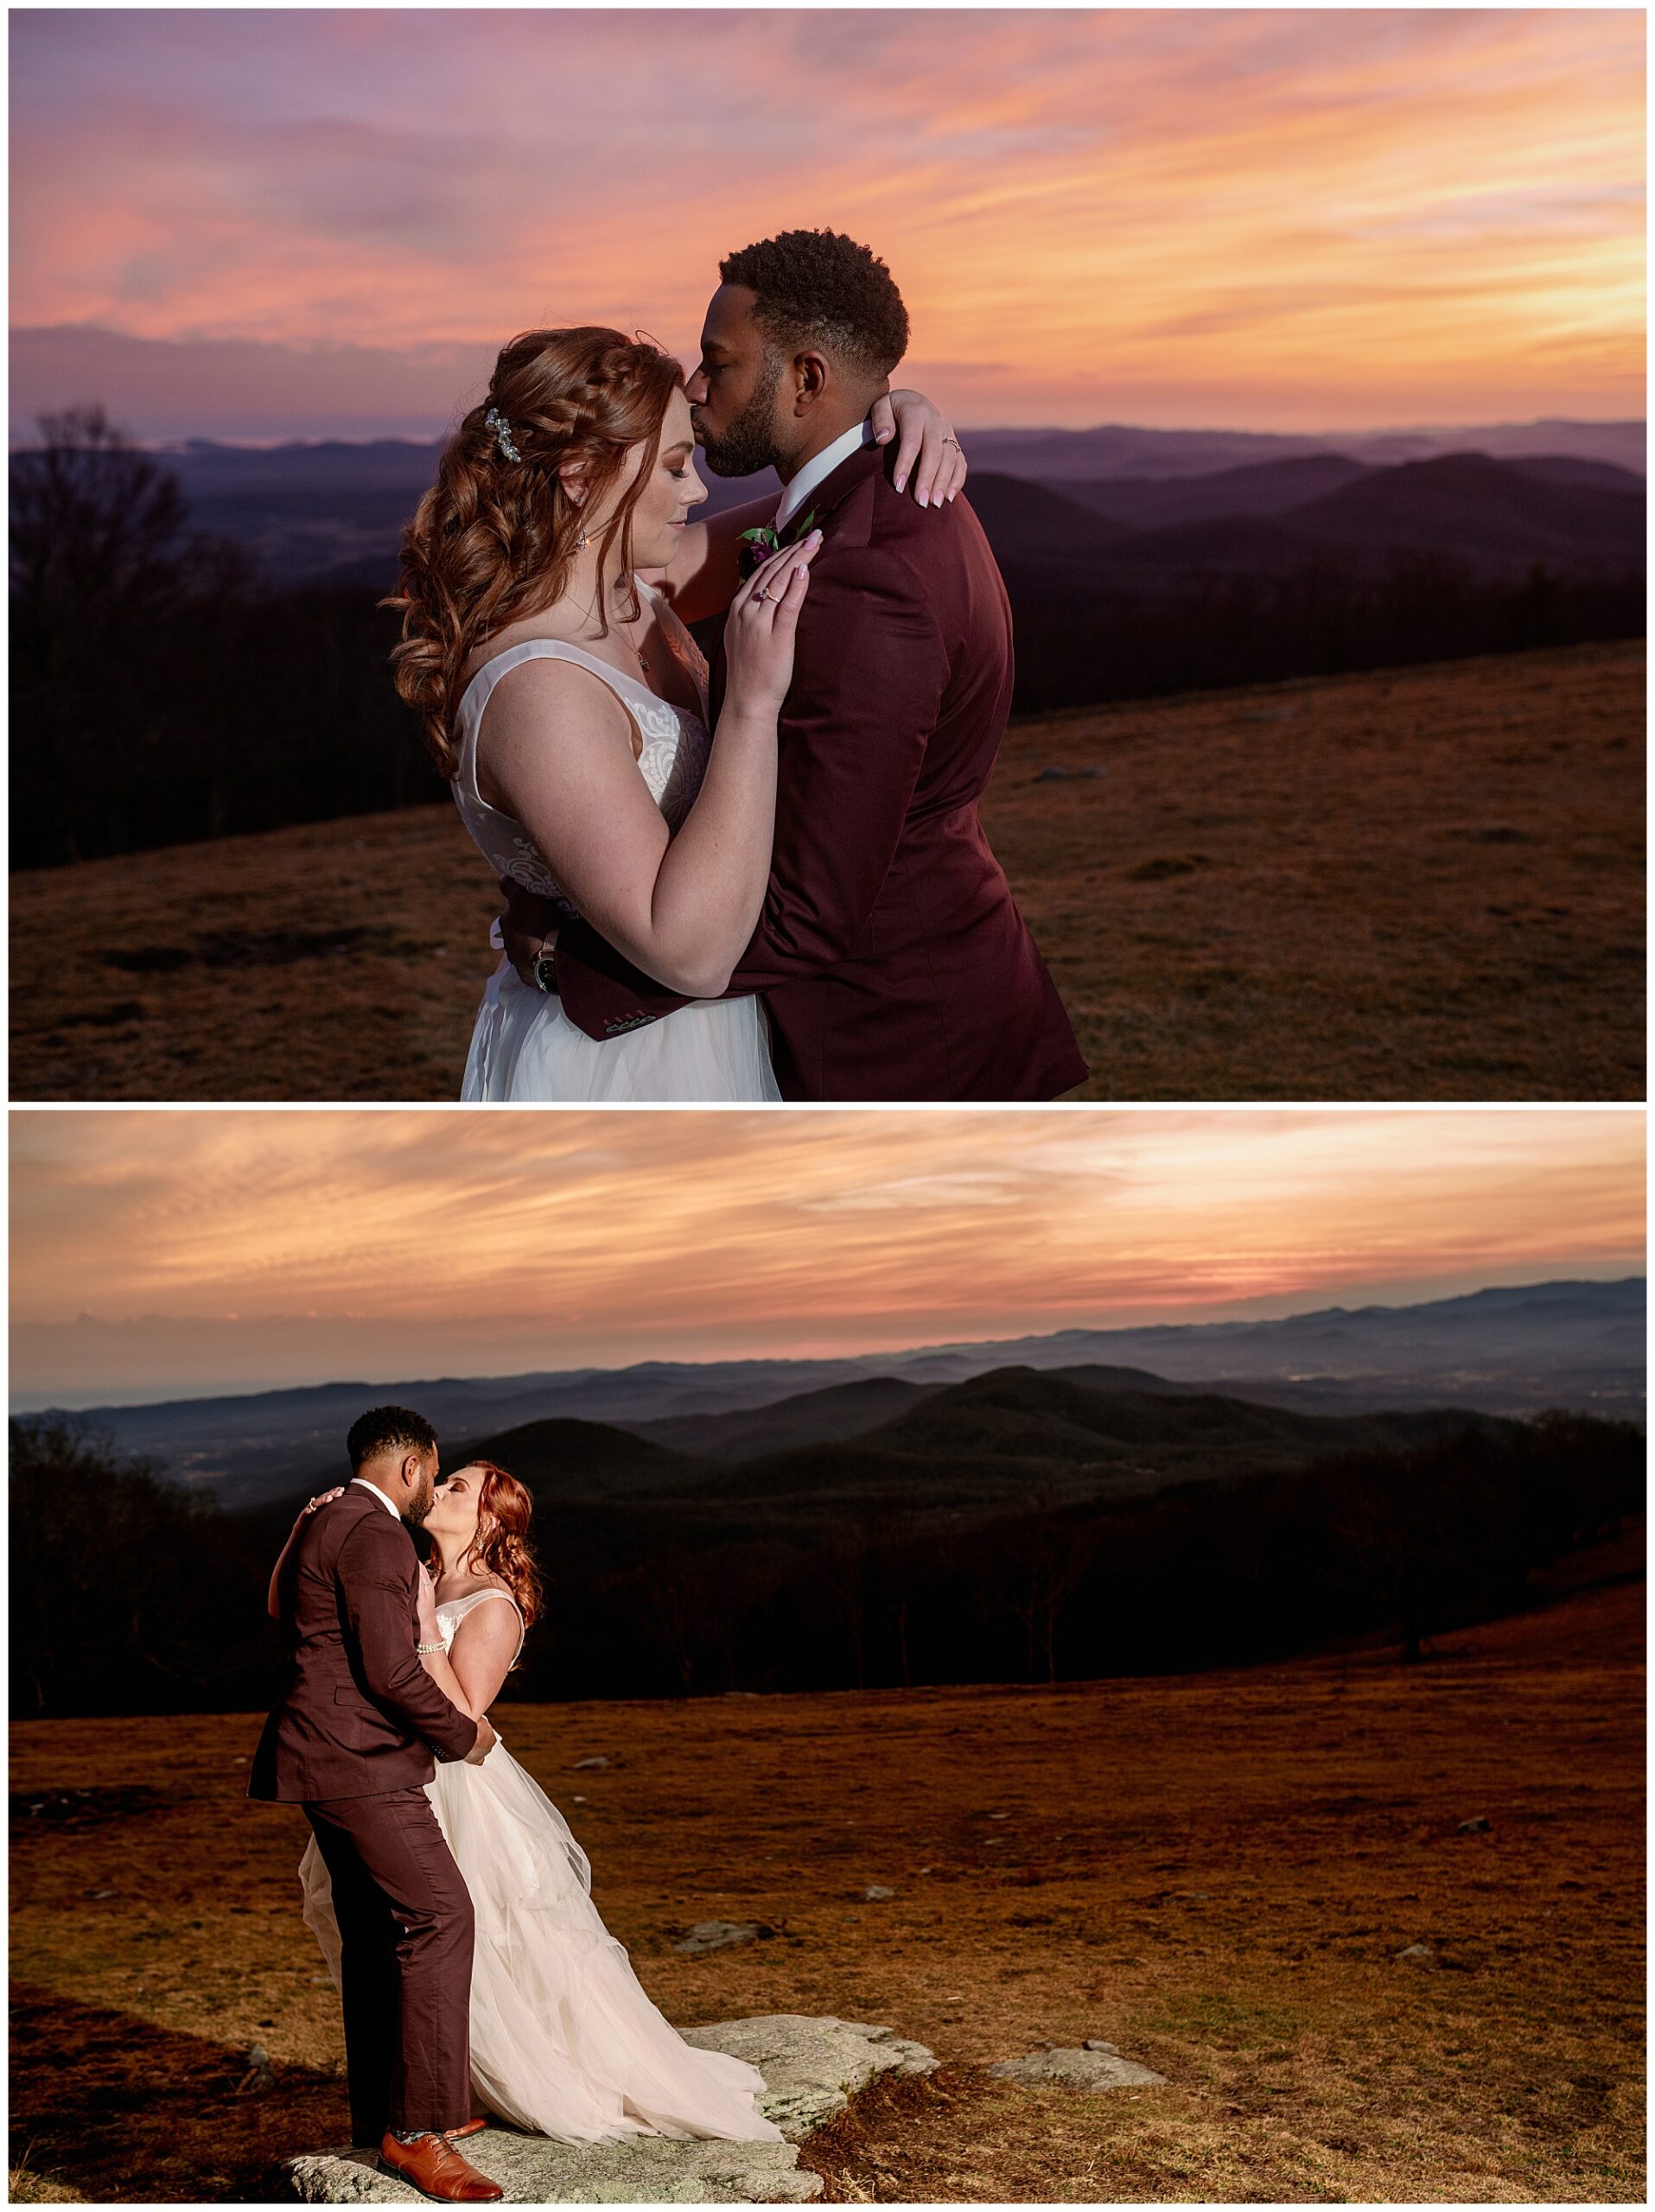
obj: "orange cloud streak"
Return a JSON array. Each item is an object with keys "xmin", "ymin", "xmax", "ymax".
[
  {"xmin": 10, "ymin": 10, "xmax": 1645, "ymax": 429},
  {"xmin": 9, "ymin": 1109, "xmax": 1645, "ymax": 1402}
]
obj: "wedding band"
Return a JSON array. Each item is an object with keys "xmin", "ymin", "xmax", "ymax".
[{"xmin": 942, "ymin": 435, "xmax": 960, "ymax": 447}]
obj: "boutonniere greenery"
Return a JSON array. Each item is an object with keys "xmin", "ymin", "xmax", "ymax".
[{"xmin": 737, "ymin": 508, "xmax": 816, "ymax": 581}]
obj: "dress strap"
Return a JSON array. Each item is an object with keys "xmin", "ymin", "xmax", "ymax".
[
  {"xmin": 448, "ymin": 1586, "xmax": 527, "ymax": 1667},
  {"xmin": 456, "ymin": 638, "xmax": 651, "ymax": 784}
]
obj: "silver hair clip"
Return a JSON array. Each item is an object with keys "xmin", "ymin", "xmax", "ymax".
[{"xmin": 484, "ymin": 407, "xmax": 521, "ymax": 464}]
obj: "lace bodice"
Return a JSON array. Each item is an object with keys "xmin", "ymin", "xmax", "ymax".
[
  {"xmin": 435, "ymin": 1585, "xmax": 525, "ymax": 1669},
  {"xmin": 451, "ymin": 579, "xmax": 712, "ymax": 911}
]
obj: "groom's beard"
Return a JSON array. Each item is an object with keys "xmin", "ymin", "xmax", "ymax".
[
  {"xmin": 403, "ymin": 1466, "xmax": 436, "ymax": 1526},
  {"xmin": 692, "ymin": 351, "xmax": 783, "ymax": 478}
]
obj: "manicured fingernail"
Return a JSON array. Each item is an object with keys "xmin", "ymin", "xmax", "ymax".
[
  {"xmin": 795, "ymin": 563, "xmax": 808, "ymax": 578},
  {"xmin": 917, "ymin": 489, "xmax": 929, "ymax": 506},
  {"xmin": 894, "ymin": 474, "xmax": 906, "ymax": 492}
]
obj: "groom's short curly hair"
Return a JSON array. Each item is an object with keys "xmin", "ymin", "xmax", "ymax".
[
  {"xmin": 347, "ymin": 1404, "xmax": 437, "ymax": 1470},
  {"xmin": 720, "ymin": 229, "xmax": 909, "ymax": 381}
]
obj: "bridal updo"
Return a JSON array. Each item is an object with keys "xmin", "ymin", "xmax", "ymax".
[
  {"xmin": 387, "ymin": 327, "xmax": 685, "ymax": 775},
  {"xmin": 455, "ymin": 1460, "xmax": 544, "ymax": 1635}
]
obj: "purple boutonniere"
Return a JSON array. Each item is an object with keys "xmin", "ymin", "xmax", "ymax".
[{"xmin": 737, "ymin": 508, "xmax": 816, "ymax": 581}]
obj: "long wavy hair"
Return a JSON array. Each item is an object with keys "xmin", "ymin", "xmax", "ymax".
[
  {"xmin": 453, "ymin": 1460, "xmax": 544, "ymax": 1637},
  {"xmin": 386, "ymin": 327, "xmax": 684, "ymax": 777}
]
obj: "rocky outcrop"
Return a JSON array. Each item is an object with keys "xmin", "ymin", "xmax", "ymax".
[
  {"xmin": 680, "ymin": 2015, "xmax": 939, "ymax": 2139},
  {"xmin": 284, "ymin": 2015, "xmax": 938, "ymax": 2203},
  {"xmin": 285, "ymin": 2133, "xmax": 817, "ymax": 2205}
]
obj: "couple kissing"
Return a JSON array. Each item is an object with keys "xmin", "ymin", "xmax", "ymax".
[
  {"xmin": 250, "ymin": 1407, "xmax": 781, "ymax": 2202},
  {"xmin": 390, "ymin": 226, "xmax": 1087, "ymax": 1103}
]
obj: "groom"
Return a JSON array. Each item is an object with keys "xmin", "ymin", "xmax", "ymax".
[
  {"xmin": 505, "ymin": 227, "xmax": 1088, "ymax": 1102},
  {"xmin": 249, "ymin": 1407, "xmax": 502, "ymax": 2203}
]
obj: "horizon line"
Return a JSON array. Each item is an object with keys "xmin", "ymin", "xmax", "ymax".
[
  {"xmin": 14, "ymin": 1269, "xmax": 1644, "ymax": 1421},
  {"xmin": 6, "ymin": 412, "xmax": 1644, "ymax": 458}
]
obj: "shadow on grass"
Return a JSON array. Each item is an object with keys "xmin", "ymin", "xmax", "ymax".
[{"xmin": 10, "ymin": 1986, "xmax": 347, "ymax": 2204}]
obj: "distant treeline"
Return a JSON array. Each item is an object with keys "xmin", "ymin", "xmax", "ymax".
[
  {"xmin": 10, "ymin": 410, "xmax": 436, "ymax": 870},
  {"xmin": 10, "ymin": 1408, "xmax": 1642, "ymax": 1718},
  {"xmin": 1001, "ymin": 551, "xmax": 1645, "ymax": 715},
  {"xmin": 9, "ymin": 410, "xmax": 1645, "ymax": 868}
]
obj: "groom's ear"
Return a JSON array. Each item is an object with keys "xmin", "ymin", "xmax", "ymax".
[{"xmin": 790, "ymin": 349, "xmax": 832, "ymax": 413}]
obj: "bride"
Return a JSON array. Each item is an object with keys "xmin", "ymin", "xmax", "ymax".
[
  {"xmin": 293, "ymin": 1462, "xmax": 781, "ymax": 2145},
  {"xmin": 386, "ymin": 325, "xmax": 962, "ymax": 1102}
]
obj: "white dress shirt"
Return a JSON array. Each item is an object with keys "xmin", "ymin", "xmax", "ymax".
[
  {"xmin": 351, "ymin": 1474, "xmax": 402, "ymax": 1520},
  {"xmin": 774, "ymin": 416, "xmax": 877, "ymax": 529}
]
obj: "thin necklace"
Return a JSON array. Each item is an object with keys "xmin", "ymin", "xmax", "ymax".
[{"xmin": 570, "ymin": 575, "xmax": 649, "ymax": 674}]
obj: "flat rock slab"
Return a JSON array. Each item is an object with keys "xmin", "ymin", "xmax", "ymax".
[
  {"xmin": 285, "ymin": 2135, "xmax": 817, "ymax": 2205},
  {"xmin": 285, "ymin": 2015, "xmax": 938, "ymax": 2203},
  {"xmin": 681, "ymin": 2015, "xmax": 939, "ymax": 2140},
  {"xmin": 987, "ymin": 2044, "xmax": 1168, "ymax": 2092},
  {"xmin": 673, "ymin": 1920, "xmax": 769, "ymax": 1955}
]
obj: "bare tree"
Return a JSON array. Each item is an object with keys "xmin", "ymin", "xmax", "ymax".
[{"xmin": 10, "ymin": 404, "xmax": 255, "ymax": 858}]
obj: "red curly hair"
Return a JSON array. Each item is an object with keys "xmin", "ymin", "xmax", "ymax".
[
  {"xmin": 453, "ymin": 1460, "xmax": 544, "ymax": 1636},
  {"xmin": 385, "ymin": 326, "xmax": 684, "ymax": 776}
]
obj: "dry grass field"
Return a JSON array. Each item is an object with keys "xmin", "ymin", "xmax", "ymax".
[
  {"xmin": 10, "ymin": 1551, "xmax": 1644, "ymax": 2205},
  {"xmin": 9, "ymin": 639, "xmax": 1643, "ymax": 1101}
]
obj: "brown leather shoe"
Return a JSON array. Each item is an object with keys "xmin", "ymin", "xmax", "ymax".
[
  {"xmin": 379, "ymin": 2130, "xmax": 503, "ymax": 2202},
  {"xmin": 447, "ymin": 2117, "xmax": 488, "ymax": 2140}
]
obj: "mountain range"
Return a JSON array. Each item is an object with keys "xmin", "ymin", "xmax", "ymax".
[
  {"xmin": 33, "ymin": 1277, "xmax": 1644, "ymax": 1513},
  {"xmin": 130, "ymin": 420, "xmax": 1644, "ymax": 589},
  {"xmin": 932, "ymin": 451, "xmax": 1645, "ymax": 589},
  {"xmin": 341, "ymin": 1363, "xmax": 1519, "ymax": 1555}
]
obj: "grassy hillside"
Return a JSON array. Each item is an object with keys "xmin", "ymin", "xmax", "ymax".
[
  {"xmin": 9, "ymin": 1560, "xmax": 1643, "ymax": 2203},
  {"xmin": 10, "ymin": 639, "xmax": 1642, "ymax": 1100}
]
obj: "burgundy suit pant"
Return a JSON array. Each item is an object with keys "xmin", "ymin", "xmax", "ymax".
[{"xmin": 303, "ymin": 1786, "xmax": 474, "ymax": 2142}]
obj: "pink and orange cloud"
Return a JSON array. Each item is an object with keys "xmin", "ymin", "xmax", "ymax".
[
  {"xmin": 10, "ymin": 10, "xmax": 1645, "ymax": 438},
  {"xmin": 9, "ymin": 1108, "xmax": 1645, "ymax": 1403}
]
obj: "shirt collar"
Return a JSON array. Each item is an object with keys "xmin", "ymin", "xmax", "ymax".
[
  {"xmin": 775, "ymin": 416, "xmax": 877, "ymax": 528},
  {"xmin": 350, "ymin": 1475, "xmax": 402, "ymax": 1520}
]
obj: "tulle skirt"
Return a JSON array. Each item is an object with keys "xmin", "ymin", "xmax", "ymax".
[
  {"xmin": 297, "ymin": 1734, "xmax": 783, "ymax": 2145},
  {"xmin": 460, "ymin": 957, "xmax": 781, "ymax": 1103}
]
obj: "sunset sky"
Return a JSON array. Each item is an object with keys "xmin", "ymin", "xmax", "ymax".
[
  {"xmin": 10, "ymin": 1108, "xmax": 1644, "ymax": 1407},
  {"xmin": 10, "ymin": 9, "xmax": 1645, "ymax": 441}
]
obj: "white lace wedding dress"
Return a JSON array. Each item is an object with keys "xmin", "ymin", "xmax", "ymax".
[
  {"xmin": 451, "ymin": 580, "xmax": 780, "ymax": 1102},
  {"xmin": 296, "ymin": 1587, "xmax": 782, "ymax": 2145}
]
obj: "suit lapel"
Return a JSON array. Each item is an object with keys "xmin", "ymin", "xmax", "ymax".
[
  {"xmin": 780, "ymin": 438, "xmax": 886, "ymax": 542},
  {"xmin": 715, "ymin": 441, "xmax": 888, "ymax": 715}
]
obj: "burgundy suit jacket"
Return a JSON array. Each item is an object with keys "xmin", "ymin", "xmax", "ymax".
[
  {"xmin": 247, "ymin": 1484, "xmax": 479, "ymax": 1803},
  {"xmin": 552, "ymin": 439, "xmax": 1088, "ymax": 1102}
]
